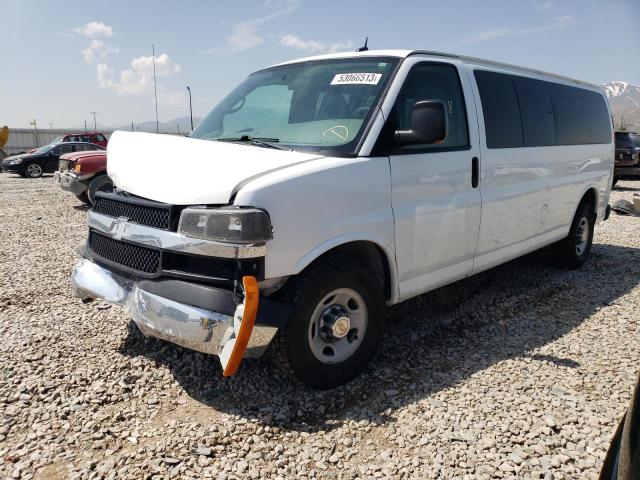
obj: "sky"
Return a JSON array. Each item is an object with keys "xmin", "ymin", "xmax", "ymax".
[{"xmin": 1, "ymin": 0, "xmax": 639, "ymax": 129}]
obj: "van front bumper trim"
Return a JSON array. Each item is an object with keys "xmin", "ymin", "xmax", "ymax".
[
  {"xmin": 87, "ymin": 210, "xmax": 266, "ymax": 259},
  {"xmin": 71, "ymin": 258, "xmax": 280, "ymax": 359}
]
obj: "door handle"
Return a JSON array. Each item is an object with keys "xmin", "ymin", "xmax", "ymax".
[{"xmin": 471, "ymin": 157, "xmax": 479, "ymax": 188}]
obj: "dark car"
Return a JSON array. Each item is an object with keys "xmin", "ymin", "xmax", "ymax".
[
  {"xmin": 1, "ymin": 142, "xmax": 105, "ymax": 178},
  {"xmin": 613, "ymin": 131, "xmax": 640, "ymax": 186}
]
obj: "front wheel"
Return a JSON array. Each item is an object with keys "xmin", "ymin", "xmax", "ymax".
[
  {"xmin": 87, "ymin": 175, "xmax": 113, "ymax": 205},
  {"xmin": 23, "ymin": 162, "xmax": 43, "ymax": 178},
  {"xmin": 552, "ymin": 201, "xmax": 595, "ymax": 269},
  {"xmin": 272, "ymin": 255, "xmax": 385, "ymax": 389}
]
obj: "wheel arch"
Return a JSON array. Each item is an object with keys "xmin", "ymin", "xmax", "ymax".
[{"xmin": 292, "ymin": 236, "xmax": 397, "ymax": 303}]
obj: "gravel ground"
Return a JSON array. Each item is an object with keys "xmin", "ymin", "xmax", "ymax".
[{"xmin": 0, "ymin": 173, "xmax": 639, "ymax": 480}]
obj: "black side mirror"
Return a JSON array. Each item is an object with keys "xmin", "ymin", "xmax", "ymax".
[{"xmin": 394, "ymin": 100, "xmax": 447, "ymax": 145}]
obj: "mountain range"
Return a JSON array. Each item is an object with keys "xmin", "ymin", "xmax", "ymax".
[
  {"xmin": 112, "ymin": 116, "xmax": 203, "ymax": 134},
  {"xmin": 603, "ymin": 81, "xmax": 640, "ymax": 132}
]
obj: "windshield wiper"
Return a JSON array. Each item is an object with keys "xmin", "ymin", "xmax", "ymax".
[{"xmin": 217, "ymin": 135, "xmax": 291, "ymax": 151}]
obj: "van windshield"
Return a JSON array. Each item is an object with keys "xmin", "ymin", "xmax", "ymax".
[{"xmin": 191, "ymin": 57, "xmax": 399, "ymax": 155}]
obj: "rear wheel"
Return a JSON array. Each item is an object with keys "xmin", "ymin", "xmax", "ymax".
[
  {"xmin": 272, "ymin": 255, "xmax": 385, "ymax": 389},
  {"xmin": 87, "ymin": 175, "xmax": 113, "ymax": 205},
  {"xmin": 552, "ymin": 200, "xmax": 595, "ymax": 269},
  {"xmin": 24, "ymin": 162, "xmax": 43, "ymax": 178}
]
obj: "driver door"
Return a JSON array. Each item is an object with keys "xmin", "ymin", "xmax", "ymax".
[{"xmin": 387, "ymin": 61, "xmax": 482, "ymax": 299}]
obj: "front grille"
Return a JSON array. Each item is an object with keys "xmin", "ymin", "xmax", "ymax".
[
  {"xmin": 93, "ymin": 196, "xmax": 171, "ymax": 230},
  {"xmin": 89, "ymin": 230, "xmax": 160, "ymax": 274}
]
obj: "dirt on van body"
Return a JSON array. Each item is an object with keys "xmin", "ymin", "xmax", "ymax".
[{"xmin": 0, "ymin": 174, "xmax": 639, "ymax": 480}]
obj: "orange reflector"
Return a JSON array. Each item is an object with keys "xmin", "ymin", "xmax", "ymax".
[{"xmin": 222, "ymin": 276, "xmax": 259, "ymax": 377}]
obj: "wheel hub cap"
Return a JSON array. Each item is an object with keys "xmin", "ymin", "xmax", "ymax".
[{"xmin": 320, "ymin": 305, "xmax": 351, "ymax": 341}]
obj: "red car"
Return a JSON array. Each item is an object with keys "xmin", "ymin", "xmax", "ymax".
[
  {"xmin": 54, "ymin": 150, "xmax": 112, "ymax": 205},
  {"xmin": 54, "ymin": 131, "xmax": 109, "ymax": 149}
]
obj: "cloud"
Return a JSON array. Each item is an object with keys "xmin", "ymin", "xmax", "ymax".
[
  {"xmin": 448, "ymin": 17, "xmax": 575, "ymax": 48},
  {"xmin": 73, "ymin": 21, "xmax": 113, "ymax": 38},
  {"xmin": 131, "ymin": 54, "xmax": 181, "ymax": 77},
  {"xmin": 279, "ymin": 34, "xmax": 354, "ymax": 54},
  {"xmin": 74, "ymin": 22, "xmax": 118, "ymax": 65},
  {"xmin": 530, "ymin": 0, "xmax": 554, "ymax": 10},
  {"xmin": 202, "ymin": 0, "xmax": 299, "ymax": 54},
  {"xmin": 555, "ymin": 15, "xmax": 574, "ymax": 23},
  {"xmin": 96, "ymin": 53, "xmax": 181, "ymax": 96},
  {"xmin": 82, "ymin": 39, "xmax": 119, "ymax": 64}
]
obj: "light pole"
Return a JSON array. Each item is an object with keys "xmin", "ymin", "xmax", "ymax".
[
  {"xmin": 84, "ymin": 120, "xmax": 87, "ymax": 132},
  {"xmin": 90, "ymin": 112, "xmax": 97, "ymax": 130},
  {"xmin": 49, "ymin": 123, "xmax": 54, "ymax": 130},
  {"xmin": 29, "ymin": 119, "xmax": 39, "ymax": 147},
  {"xmin": 152, "ymin": 44, "xmax": 159, "ymax": 133},
  {"xmin": 186, "ymin": 86, "xmax": 194, "ymax": 131}
]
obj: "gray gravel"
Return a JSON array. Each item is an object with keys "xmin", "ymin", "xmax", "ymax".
[{"xmin": 1, "ymin": 173, "xmax": 639, "ymax": 480}]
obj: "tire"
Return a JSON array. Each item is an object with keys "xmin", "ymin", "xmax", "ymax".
[
  {"xmin": 23, "ymin": 162, "xmax": 43, "ymax": 178},
  {"xmin": 75, "ymin": 191, "xmax": 91, "ymax": 205},
  {"xmin": 271, "ymin": 254, "xmax": 385, "ymax": 389},
  {"xmin": 552, "ymin": 200, "xmax": 595, "ymax": 269},
  {"xmin": 87, "ymin": 175, "xmax": 113, "ymax": 205}
]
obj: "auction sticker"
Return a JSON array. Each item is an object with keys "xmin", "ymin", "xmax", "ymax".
[{"xmin": 330, "ymin": 73, "xmax": 382, "ymax": 85}]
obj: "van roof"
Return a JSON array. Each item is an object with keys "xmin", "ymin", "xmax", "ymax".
[{"xmin": 271, "ymin": 49, "xmax": 600, "ymax": 90}]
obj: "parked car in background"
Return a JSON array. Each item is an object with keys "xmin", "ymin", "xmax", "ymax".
[
  {"xmin": 54, "ymin": 150, "xmax": 111, "ymax": 204},
  {"xmin": 613, "ymin": 131, "xmax": 640, "ymax": 185},
  {"xmin": 24, "ymin": 131, "xmax": 109, "ymax": 154},
  {"xmin": 71, "ymin": 50, "xmax": 614, "ymax": 388},
  {"xmin": 1, "ymin": 142, "xmax": 105, "ymax": 178}
]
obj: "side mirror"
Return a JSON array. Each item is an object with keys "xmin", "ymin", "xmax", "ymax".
[{"xmin": 394, "ymin": 100, "xmax": 447, "ymax": 145}]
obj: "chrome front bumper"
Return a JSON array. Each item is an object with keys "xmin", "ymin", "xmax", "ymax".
[
  {"xmin": 71, "ymin": 258, "xmax": 279, "ymax": 359},
  {"xmin": 54, "ymin": 171, "xmax": 88, "ymax": 195}
]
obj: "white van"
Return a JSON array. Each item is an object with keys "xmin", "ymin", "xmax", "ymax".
[{"xmin": 71, "ymin": 50, "xmax": 614, "ymax": 388}]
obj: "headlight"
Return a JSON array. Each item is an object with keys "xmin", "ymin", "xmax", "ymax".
[
  {"xmin": 178, "ymin": 207, "xmax": 272, "ymax": 244},
  {"xmin": 13, "ymin": 158, "xmax": 23, "ymax": 164}
]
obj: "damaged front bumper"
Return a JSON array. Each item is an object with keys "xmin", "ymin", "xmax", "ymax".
[
  {"xmin": 71, "ymin": 257, "xmax": 289, "ymax": 372},
  {"xmin": 54, "ymin": 171, "xmax": 89, "ymax": 196}
]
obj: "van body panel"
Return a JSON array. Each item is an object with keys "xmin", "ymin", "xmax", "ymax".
[
  {"xmin": 465, "ymin": 63, "xmax": 613, "ymax": 272},
  {"xmin": 380, "ymin": 57, "xmax": 483, "ymax": 299},
  {"xmin": 233, "ymin": 155, "xmax": 398, "ymax": 299},
  {"xmin": 107, "ymin": 131, "xmax": 323, "ymax": 205}
]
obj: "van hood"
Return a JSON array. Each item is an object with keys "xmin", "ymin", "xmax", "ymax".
[{"xmin": 107, "ymin": 131, "xmax": 324, "ymax": 205}]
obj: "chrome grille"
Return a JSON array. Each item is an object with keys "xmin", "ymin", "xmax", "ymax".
[
  {"xmin": 93, "ymin": 196, "xmax": 171, "ymax": 230},
  {"xmin": 89, "ymin": 231, "xmax": 160, "ymax": 274}
]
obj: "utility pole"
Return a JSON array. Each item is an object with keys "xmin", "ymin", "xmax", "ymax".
[
  {"xmin": 186, "ymin": 86, "xmax": 194, "ymax": 131},
  {"xmin": 152, "ymin": 44, "xmax": 159, "ymax": 133},
  {"xmin": 131, "ymin": 121, "xmax": 134, "ymax": 132},
  {"xmin": 84, "ymin": 120, "xmax": 87, "ymax": 132},
  {"xmin": 49, "ymin": 123, "xmax": 54, "ymax": 130},
  {"xmin": 29, "ymin": 119, "xmax": 39, "ymax": 147},
  {"xmin": 90, "ymin": 112, "xmax": 98, "ymax": 130}
]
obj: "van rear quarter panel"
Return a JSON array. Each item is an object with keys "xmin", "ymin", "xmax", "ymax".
[
  {"xmin": 465, "ymin": 63, "xmax": 613, "ymax": 270},
  {"xmin": 233, "ymin": 156, "xmax": 397, "ymax": 297}
]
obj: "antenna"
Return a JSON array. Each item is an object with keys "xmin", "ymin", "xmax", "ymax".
[{"xmin": 356, "ymin": 37, "xmax": 369, "ymax": 52}]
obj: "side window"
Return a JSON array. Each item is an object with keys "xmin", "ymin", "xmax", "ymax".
[
  {"xmin": 59, "ymin": 144, "xmax": 74, "ymax": 154},
  {"xmin": 96, "ymin": 134, "xmax": 106, "ymax": 142},
  {"xmin": 513, "ymin": 77, "xmax": 555, "ymax": 147},
  {"xmin": 548, "ymin": 84, "xmax": 611, "ymax": 145},
  {"xmin": 474, "ymin": 70, "xmax": 523, "ymax": 148},
  {"xmin": 81, "ymin": 135, "xmax": 91, "ymax": 143},
  {"xmin": 67, "ymin": 136, "xmax": 78, "ymax": 142},
  {"xmin": 392, "ymin": 63, "xmax": 469, "ymax": 152}
]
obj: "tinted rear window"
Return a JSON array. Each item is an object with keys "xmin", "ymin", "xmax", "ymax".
[
  {"xmin": 548, "ymin": 84, "xmax": 611, "ymax": 145},
  {"xmin": 513, "ymin": 77, "xmax": 556, "ymax": 147},
  {"xmin": 474, "ymin": 70, "xmax": 611, "ymax": 148},
  {"xmin": 474, "ymin": 70, "xmax": 523, "ymax": 148}
]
